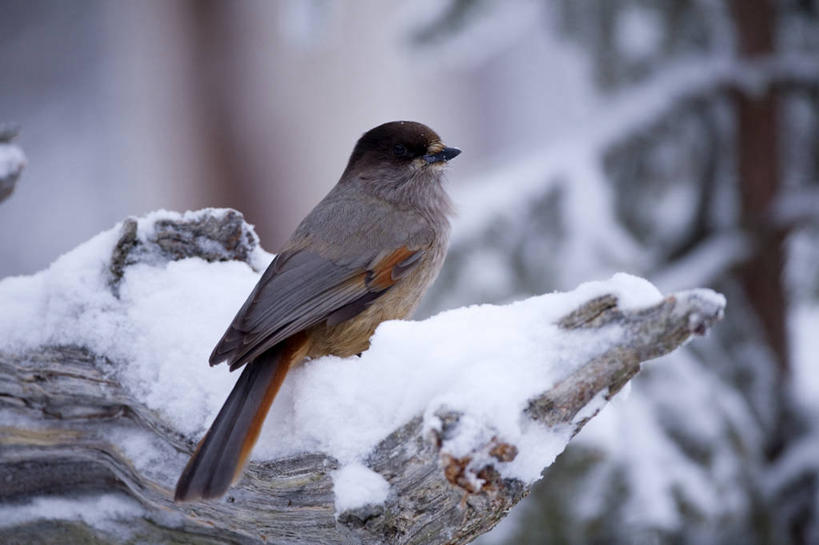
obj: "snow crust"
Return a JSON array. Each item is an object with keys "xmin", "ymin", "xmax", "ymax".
[{"xmin": 0, "ymin": 211, "xmax": 666, "ymax": 509}]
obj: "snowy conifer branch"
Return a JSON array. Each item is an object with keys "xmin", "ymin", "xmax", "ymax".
[{"xmin": 0, "ymin": 209, "xmax": 724, "ymax": 545}]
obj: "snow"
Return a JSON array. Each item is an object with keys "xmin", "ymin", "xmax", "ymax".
[
  {"xmin": 652, "ymin": 232, "xmax": 750, "ymax": 292},
  {"xmin": 452, "ymin": 55, "xmax": 738, "ymax": 205},
  {"xmin": 261, "ymin": 273, "xmax": 661, "ymax": 482},
  {"xmin": 0, "ymin": 142, "xmax": 26, "ymax": 180},
  {"xmin": 0, "ymin": 209, "xmax": 271, "ymax": 436},
  {"xmin": 615, "ymin": 6, "xmax": 662, "ymax": 61},
  {"xmin": 0, "ymin": 211, "xmax": 676, "ymax": 510},
  {"xmin": 567, "ymin": 332, "xmax": 759, "ymax": 530},
  {"xmin": 791, "ymin": 305, "xmax": 819, "ymax": 415},
  {"xmin": 603, "ymin": 272, "xmax": 663, "ymax": 310},
  {"xmin": 401, "ymin": 0, "xmax": 546, "ymax": 68},
  {"xmin": 572, "ymin": 388, "xmax": 609, "ymax": 424},
  {"xmin": 445, "ymin": 57, "xmax": 741, "ymax": 297},
  {"xmin": 332, "ymin": 463, "xmax": 390, "ymax": 515},
  {"xmin": 0, "ymin": 493, "xmax": 143, "ymax": 532},
  {"xmin": 775, "ymin": 229, "xmax": 819, "ymax": 541}
]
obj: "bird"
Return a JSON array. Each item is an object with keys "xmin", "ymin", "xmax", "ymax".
[{"xmin": 174, "ymin": 121, "xmax": 460, "ymax": 501}]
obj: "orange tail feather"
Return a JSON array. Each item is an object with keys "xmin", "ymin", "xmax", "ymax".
[{"xmin": 174, "ymin": 335, "xmax": 307, "ymax": 501}]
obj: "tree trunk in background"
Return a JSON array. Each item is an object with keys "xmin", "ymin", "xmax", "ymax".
[
  {"xmin": 731, "ymin": 0, "xmax": 789, "ymax": 378},
  {"xmin": 185, "ymin": 0, "xmax": 261, "ymax": 223},
  {"xmin": 730, "ymin": 2, "xmax": 811, "ymax": 543},
  {"xmin": 730, "ymin": 0, "xmax": 796, "ymax": 480}
]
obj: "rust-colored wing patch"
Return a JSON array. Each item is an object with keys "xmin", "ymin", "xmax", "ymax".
[{"xmin": 368, "ymin": 246, "xmax": 422, "ymax": 291}]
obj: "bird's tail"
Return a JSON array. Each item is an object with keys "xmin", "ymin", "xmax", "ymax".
[{"xmin": 174, "ymin": 337, "xmax": 305, "ymax": 501}]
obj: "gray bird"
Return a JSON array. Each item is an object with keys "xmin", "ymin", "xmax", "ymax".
[{"xmin": 175, "ymin": 121, "xmax": 460, "ymax": 501}]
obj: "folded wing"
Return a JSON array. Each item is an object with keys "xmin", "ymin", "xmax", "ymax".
[{"xmin": 210, "ymin": 245, "xmax": 422, "ymax": 371}]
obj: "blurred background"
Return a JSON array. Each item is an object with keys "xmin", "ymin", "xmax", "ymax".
[{"xmin": 2, "ymin": 1, "xmax": 818, "ymax": 544}]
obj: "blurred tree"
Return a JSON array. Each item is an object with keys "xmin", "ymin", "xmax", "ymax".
[{"xmin": 418, "ymin": 1, "xmax": 819, "ymax": 544}]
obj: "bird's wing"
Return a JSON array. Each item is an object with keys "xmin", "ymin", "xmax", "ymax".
[{"xmin": 209, "ymin": 245, "xmax": 423, "ymax": 370}]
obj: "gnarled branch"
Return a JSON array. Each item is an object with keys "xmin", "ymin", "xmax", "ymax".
[{"xmin": 0, "ymin": 210, "xmax": 724, "ymax": 545}]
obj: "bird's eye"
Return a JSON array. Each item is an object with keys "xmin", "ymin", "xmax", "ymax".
[{"xmin": 393, "ymin": 144, "xmax": 407, "ymax": 157}]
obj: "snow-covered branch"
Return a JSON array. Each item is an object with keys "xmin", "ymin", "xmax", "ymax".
[
  {"xmin": 0, "ymin": 209, "xmax": 724, "ymax": 545},
  {"xmin": 0, "ymin": 124, "xmax": 26, "ymax": 204}
]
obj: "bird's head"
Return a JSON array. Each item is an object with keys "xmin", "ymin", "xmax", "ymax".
[{"xmin": 343, "ymin": 121, "xmax": 461, "ymax": 180}]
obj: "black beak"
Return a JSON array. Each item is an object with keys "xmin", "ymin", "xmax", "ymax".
[{"xmin": 424, "ymin": 147, "xmax": 461, "ymax": 164}]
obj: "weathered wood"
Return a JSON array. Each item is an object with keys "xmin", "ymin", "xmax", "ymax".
[{"xmin": 0, "ymin": 211, "xmax": 724, "ymax": 545}]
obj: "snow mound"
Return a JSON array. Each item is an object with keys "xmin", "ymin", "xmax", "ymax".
[{"xmin": 332, "ymin": 463, "xmax": 390, "ymax": 515}]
